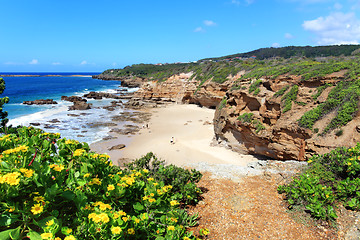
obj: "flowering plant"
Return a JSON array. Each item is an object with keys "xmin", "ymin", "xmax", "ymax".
[{"xmin": 0, "ymin": 126, "xmax": 205, "ymax": 239}]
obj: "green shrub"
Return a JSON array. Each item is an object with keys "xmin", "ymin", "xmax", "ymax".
[
  {"xmin": 218, "ymin": 97, "xmax": 227, "ymax": 110},
  {"xmin": 273, "ymin": 86, "xmax": 289, "ymax": 98},
  {"xmin": 237, "ymin": 113, "xmax": 265, "ymax": 133},
  {"xmin": 281, "ymin": 85, "xmax": 299, "ymax": 113},
  {"xmin": 248, "ymin": 79, "xmax": 262, "ymax": 94},
  {"xmin": 299, "ymin": 79, "xmax": 360, "ymax": 132},
  {"xmin": 278, "ymin": 143, "xmax": 360, "ymax": 220},
  {"xmin": 0, "ymin": 127, "xmax": 204, "ymax": 239},
  {"xmin": 312, "ymin": 83, "xmax": 332, "ymax": 100},
  {"xmin": 237, "ymin": 113, "xmax": 254, "ymax": 123}
]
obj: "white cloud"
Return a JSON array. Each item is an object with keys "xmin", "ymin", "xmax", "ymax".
[
  {"xmin": 80, "ymin": 60, "xmax": 88, "ymax": 65},
  {"xmin": 29, "ymin": 59, "xmax": 38, "ymax": 65},
  {"xmin": 303, "ymin": 12, "xmax": 360, "ymax": 45},
  {"xmin": 285, "ymin": 33, "xmax": 295, "ymax": 39},
  {"xmin": 231, "ymin": 0, "xmax": 241, "ymax": 5},
  {"xmin": 194, "ymin": 27, "xmax": 205, "ymax": 33},
  {"xmin": 272, "ymin": 43, "xmax": 281, "ymax": 48},
  {"xmin": 52, "ymin": 62, "xmax": 62, "ymax": 65},
  {"xmin": 204, "ymin": 20, "xmax": 217, "ymax": 26}
]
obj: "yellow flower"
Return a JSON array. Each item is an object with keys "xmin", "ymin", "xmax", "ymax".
[
  {"xmin": 46, "ymin": 219, "xmax": 54, "ymax": 226},
  {"xmin": 88, "ymin": 212, "xmax": 97, "ymax": 220},
  {"xmin": 167, "ymin": 226, "xmax": 175, "ymax": 231},
  {"xmin": 118, "ymin": 210, "xmax": 126, "ymax": 216},
  {"xmin": 348, "ymin": 162, "xmax": 352, "ymax": 166},
  {"xmin": 65, "ymin": 228, "xmax": 72, "ymax": 234},
  {"xmin": 40, "ymin": 232, "xmax": 53, "ymax": 239},
  {"xmin": 84, "ymin": 173, "xmax": 90, "ymax": 178},
  {"xmin": 3, "ymin": 172, "xmax": 21, "ymax": 186},
  {"xmin": 89, "ymin": 178, "xmax": 102, "ymax": 185},
  {"xmin": 122, "ymin": 216, "xmax": 129, "ymax": 222},
  {"xmin": 8, "ymin": 206, "xmax": 15, "ymax": 212},
  {"xmin": 148, "ymin": 198, "xmax": 156, "ymax": 203},
  {"xmin": 183, "ymin": 237, "xmax": 191, "ymax": 240},
  {"xmin": 201, "ymin": 228, "xmax": 210, "ymax": 235},
  {"xmin": 147, "ymin": 177, "xmax": 154, "ymax": 181},
  {"xmin": 128, "ymin": 228, "xmax": 135, "ymax": 235},
  {"xmin": 141, "ymin": 213, "xmax": 147, "ymax": 220},
  {"xmin": 111, "ymin": 226, "xmax": 122, "ymax": 234},
  {"xmin": 31, "ymin": 204, "xmax": 44, "ymax": 215},
  {"xmin": 107, "ymin": 184, "xmax": 115, "ymax": 191},
  {"xmin": 143, "ymin": 196, "xmax": 148, "ymax": 201},
  {"xmin": 142, "ymin": 169, "xmax": 149, "ymax": 174},
  {"xmin": 134, "ymin": 218, "xmax": 140, "ymax": 224},
  {"xmin": 55, "ymin": 238, "xmax": 62, "ymax": 240},
  {"xmin": 170, "ymin": 200, "xmax": 179, "ymax": 206},
  {"xmin": 98, "ymin": 203, "xmax": 111, "ymax": 211},
  {"xmin": 33, "ymin": 196, "xmax": 45, "ymax": 202},
  {"xmin": 99, "ymin": 213, "xmax": 110, "ymax": 223},
  {"xmin": 113, "ymin": 212, "xmax": 120, "ymax": 219},
  {"xmin": 64, "ymin": 235, "xmax": 76, "ymax": 240},
  {"xmin": 150, "ymin": 193, "xmax": 154, "ymax": 197},
  {"xmin": 20, "ymin": 168, "xmax": 34, "ymax": 178},
  {"xmin": 73, "ymin": 149, "xmax": 85, "ymax": 157}
]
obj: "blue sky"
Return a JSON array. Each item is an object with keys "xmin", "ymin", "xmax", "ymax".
[{"xmin": 1, "ymin": 0, "xmax": 360, "ymax": 72}]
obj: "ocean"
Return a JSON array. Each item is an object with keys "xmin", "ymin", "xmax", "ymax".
[{"xmin": 1, "ymin": 73, "xmax": 135, "ymax": 143}]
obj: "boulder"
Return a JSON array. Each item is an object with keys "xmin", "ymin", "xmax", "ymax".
[
  {"xmin": 68, "ymin": 101, "xmax": 92, "ymax": 110},
  {"xmin": 23, "ymin": 99, "xmax": 57, "ymax": 105},
  {"xmin": 108, "ymin": 144, "xmax": 126, "ymax": 151},
  {"xmin": 83, "ymin": 91, "xmax": 121, "ymax": 100},
  {"xmin": 61, "ymin": 96, "xmax": 87, "ymax": 102}
]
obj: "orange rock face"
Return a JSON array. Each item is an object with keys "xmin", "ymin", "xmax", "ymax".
[{"xmin": 132, "ymin": 71, "xmax": 360, "ymax": 160}]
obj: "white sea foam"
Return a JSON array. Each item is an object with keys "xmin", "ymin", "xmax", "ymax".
[{"xmin": 8, "ymin": 86, "xmax": 127, "ymax": 144}]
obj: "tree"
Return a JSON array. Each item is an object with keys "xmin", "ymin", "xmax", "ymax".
[{"xmin": 0, "ymin": 78, "xmax": 9, "ymax": 131}]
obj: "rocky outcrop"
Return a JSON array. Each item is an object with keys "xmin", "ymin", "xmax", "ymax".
[
  {"xmin": 133, "ymin": 73, "xmax": 228, "ymax": 108},
  {"xmin": 68, "ymin": 101, "xmax": 92, "ymax": 111},
  {"xmin": 61, "ymin": 96, "xmax": 87, "ymax": 102},
  {"xmin": 83, "ymin": 91, "xmax": 121, "ymax": 100},
  {"xmin": 93, "ymin": 74, "xmax": 144, "ymax": 88},
  {"xmin": 213, "ymin": 75, "xmax": 360, "ymax": 160},
  {"xmin": 23, "ymin": 99, "xmax": 58, "ymax": 105}
]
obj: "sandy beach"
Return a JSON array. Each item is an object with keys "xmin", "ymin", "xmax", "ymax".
[{"xmin": 91, "ymin": 103, "xmax": 258, "ymax": 168}]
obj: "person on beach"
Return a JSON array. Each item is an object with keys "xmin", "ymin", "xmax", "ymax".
[{"xmin": 170, "ymin": 137, "xmax": 175, "ymax": 144}]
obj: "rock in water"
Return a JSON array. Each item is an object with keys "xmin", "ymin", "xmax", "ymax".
[
  {"xmin": 68, "ymin": 101, "xmax": 92, "ymax": 110},
  {"xmin": 23, "ymin": 99, "xmax": 58, "ymax": 105}
]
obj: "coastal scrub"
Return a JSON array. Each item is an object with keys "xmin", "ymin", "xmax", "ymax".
[{"xmin": 0, "ymin": 127, "xmax": 205, "ymax": 239}]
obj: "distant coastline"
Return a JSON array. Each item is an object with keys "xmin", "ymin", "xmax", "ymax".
[{"xmin": 0, "ymin": 74, "xmax": 93, "ymax": 77}]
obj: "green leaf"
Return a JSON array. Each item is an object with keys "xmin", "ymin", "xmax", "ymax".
[
  {"xmin": 133, "ymin": 202, "xmax": 144, "ymax": 212},
  {"xmin": 9, "ymin": 226, "xmax": 21, "ymax": 240},
  {"xmin": 61, "ymin": 190, "xmax": 75, "ymax": 201},
  {"xmin": 0, "ymin": 229, "xmax": 12, "ymax": 240},
  {"xmin": 0, "ymin": 213, "xmax": 19, "ymax": 227},
  {"xmin": 155, "ymin": 237, "xmax": 165, "ymax": 240},
  {"xmin": 27, "ymin": 229, "xmax": 42, "ymax": 240},
  {"xmin": 46, "ymin": 183, "xmax": 59, "ymax": 197}
]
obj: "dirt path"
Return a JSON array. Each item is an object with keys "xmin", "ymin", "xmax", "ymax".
[{"xmin": 188, "ymin": 172, "xmax": 338, "ymax": 240}]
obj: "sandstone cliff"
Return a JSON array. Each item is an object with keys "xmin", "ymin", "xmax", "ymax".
[
  {"xmin": 133, "ymin": 72, "xmax": 229, "ymax": 108},
  {"xmin": 213, "ymin": 72, "xmax": 360, "ymax": 160},
  {"xmin": 124, "ymin": 69, "xmax": 360, "ymax": 160}
]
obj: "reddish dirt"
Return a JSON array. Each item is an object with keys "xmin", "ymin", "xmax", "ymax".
[{"xmin": 188, "ymin": 172, "xmax": 338, "ymax": 240}]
